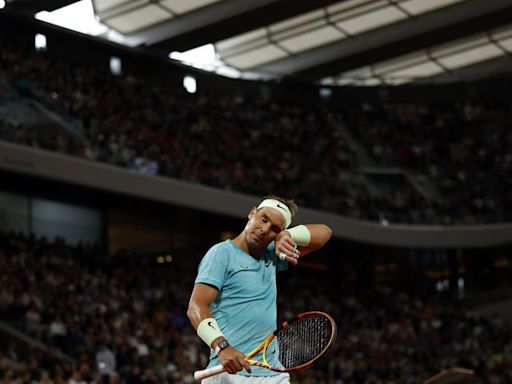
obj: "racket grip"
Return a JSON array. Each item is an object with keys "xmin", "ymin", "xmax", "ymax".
[{"xmin": 194, "ymin": 364, "xmax": 225, "ymax": 381}]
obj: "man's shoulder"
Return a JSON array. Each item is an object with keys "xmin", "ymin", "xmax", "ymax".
[
  {"xmin": 207, "ymin": 240, "xmax": 232, "ymax": 253},
  {"xmin": 203, "ymin": 240, "xmax": 233, "ymax": 259}
]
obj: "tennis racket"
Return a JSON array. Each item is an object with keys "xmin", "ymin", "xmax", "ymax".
[{"xmin": 193, "ymin": 311, "xmax": 336, "ymax": 382}]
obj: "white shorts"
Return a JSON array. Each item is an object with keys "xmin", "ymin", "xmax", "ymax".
[{"xmin": 201, "ymin": 372, "xmax": 290, "ymax": 384}]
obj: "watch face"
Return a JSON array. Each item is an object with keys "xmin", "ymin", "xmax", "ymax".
[
  {"xmin": 218, "ymin": 340, "xmax": 230, "ymax": 350},
  {"xmin": 215, "ymin": 339, "xmax": 230, "ymax": 355}
]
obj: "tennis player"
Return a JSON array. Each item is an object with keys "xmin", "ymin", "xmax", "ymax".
[{"xmin": 188, "ymin": 195, "xmax": 332, "ymax": 383}]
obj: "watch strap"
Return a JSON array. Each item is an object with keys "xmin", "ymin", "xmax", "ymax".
[{"xmin": 214, "ymin": 339, "xmax": 230, "ymax": 355}]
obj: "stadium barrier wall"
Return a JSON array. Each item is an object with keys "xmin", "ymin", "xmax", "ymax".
[{"xmin": 1, "ymin": 140, "xmax": 511, "ymax": 248}]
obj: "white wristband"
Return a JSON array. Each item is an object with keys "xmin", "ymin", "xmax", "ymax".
[
  {"xmin": 197, "ymin": 318, "xmax": 224, "ymax": 348},
  {"xmin": 287, "ymin": 225, "xmax": 311, "ymax": 246}
]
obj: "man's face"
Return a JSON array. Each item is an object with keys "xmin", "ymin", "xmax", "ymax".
[{"xmin": 245, "ymin": 207, "xmax": 285, "ymax": 250}]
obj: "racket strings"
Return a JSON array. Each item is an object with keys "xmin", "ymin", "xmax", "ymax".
[{"xmin": 276, "ymin": 315, "xmax": 331, "ymax": 368}]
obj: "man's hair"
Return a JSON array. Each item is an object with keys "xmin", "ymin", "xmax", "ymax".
[{"xmin": 258, "ymin": 194, "xmax": 298, "ymax": 219}]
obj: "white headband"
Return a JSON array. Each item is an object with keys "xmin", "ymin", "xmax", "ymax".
[{"xmin": 257, "ymin": 199, "xmax": 292, "ymax": 229}]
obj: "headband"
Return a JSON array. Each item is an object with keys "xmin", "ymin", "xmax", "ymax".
[{"xmin": 257, "ymin": 199, "xmax": 292, "ymax": 229}]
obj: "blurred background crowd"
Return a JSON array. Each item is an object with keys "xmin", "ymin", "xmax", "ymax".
[
  {"xmin": 1, "ymin": 232, "xmax": 512, "ymax": 384},
  {"xmin": 1, "ymin": 35, "xmax": 510, "ymax": 226}
]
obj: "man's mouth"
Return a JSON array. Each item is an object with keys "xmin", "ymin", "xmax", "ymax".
[{"xmin": 254, "ymin": 234, "xmax": 264, "ymax": 242}]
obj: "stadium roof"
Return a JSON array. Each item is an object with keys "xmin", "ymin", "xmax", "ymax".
[{"xmin": 4, "ymin": 0, "xmax": 512, "ymax": 85}]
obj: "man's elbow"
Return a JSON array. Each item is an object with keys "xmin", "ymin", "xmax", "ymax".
[
  {"xmin": 187, "ymin": 303, "xmax": 195, "ymax": 322},
  {"xmin": 320, "ymin": 224, "xmax": 333, "ymax": 244},
  {"xmin": 186, "ymin": 302, "xmax": 196, "ymax": 324}
]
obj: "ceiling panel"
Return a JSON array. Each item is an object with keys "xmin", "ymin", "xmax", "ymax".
[
  {"xmin": 269, "ymin": 9, "xmax": 325, "ymax": 34},
  {"xmin": 99, "ymin": 0, "xmax": 148, "ymax": 19},
  {"xmin": 106, "ymin": 4, "xmax": 171, "ymax": 34},
  {"xmin": 16, "ymin": 0, "xmax": 512, "ymax": 85},
  {"xmin": 336, "ymin": 65, "xmax": 373, "ymax": 81},
  {"xmin": 497, "ymin": 36, "xmax": 512, "ymax": 52},
  {"xmin": 216, "ymin": 28, "xmax": 267, "ymax": 54},
  {"xmin": 372, "ymin": 52, "xmax": 430, "ymax": 75},
  {"xmin": 329, "ymin": 0, "xmax": 388, "ymax": 21},
  {"xmin": 386, "ymin": 61, "xmax": 445, "ymax": 78},
  {"xmin": 93, "ymin": 0, "xmax": 131, "ymax": 13},
  {"xmin": 272, "ymin": 19, "xmax": 328, "ymax": 41},
  {"xmin": 160, "ymin": 0, "xmax": 221, "ymax": 15},
  {"xmin": 492, "ymin": 26, "xmax": 512, "ymax": 52},
  {"xmin": 335, "ymin": 6, "xmax": 408, "ymax": 35},
  {"xmin": 437, "ymin": 43, "xmax": 504, "ymax": 69},
  {"xmin": 224, "ymin": 44, "xmax": 288, "ymax": 69},
  {"xmin": 430, "ymin": 35, "xmax": 489, "ymax": 57},
  {"xmin": 278, "ymin": 25, "xmax": 345, "ymax": 54},
  {"xmin": 399, "ymin": 0, "xmax": 465, "ymax": 16}
]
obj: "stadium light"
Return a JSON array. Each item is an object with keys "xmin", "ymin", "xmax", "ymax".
[
  {"xmin": 319, "ymin": 87, "xmax": 332, "ymax": 99},
  {"xmin": 379, "ymin": 215, "xmax": 389, "ymax": 226},
  {"xmin": 183, "ymin": 75, "xmax": 197, "ymax": 94},
  {"xmin": 0, "ymin": 1, "xmax": 5, "ymax": 10},
  {"xmin": 35, "ymin": 34, "xmax": 47, "ymax": 52},
  {"xmin": 110, "ymin": 56, "xmax": 122, "ymax": 76}
]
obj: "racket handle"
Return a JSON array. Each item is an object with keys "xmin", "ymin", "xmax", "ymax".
[{"xmin": 194, "ymin": 364, "xmax": 225, "ymax": 381}]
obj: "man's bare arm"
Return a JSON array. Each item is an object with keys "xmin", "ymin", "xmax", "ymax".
[
  {"xmin": 187, "ymin": 283, "xmax": 218, "ymax": 329},
  {"xmin": 187, "ymin": 283, "xmax": 251, "ymax": 374},
  {"xmin": 299, "ymin": 224, "xmax": 332, "ymax": 257},
  {"xmin": 275, "ymin": 224, "xmax": 332, "ymax": 262}
]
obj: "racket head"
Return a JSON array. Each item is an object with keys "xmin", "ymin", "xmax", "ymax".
[
  {"xmin": 193, "ymin": 311, "xmax": 337, "ymax": 381},
  {"xmin": 265, "ymin": 311, "xmax": 337, "ymax": 373}
]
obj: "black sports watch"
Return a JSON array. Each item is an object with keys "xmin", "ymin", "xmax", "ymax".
[{"xmin": 214, "ymin": 339, "xmax": 230, "ymax": 355}]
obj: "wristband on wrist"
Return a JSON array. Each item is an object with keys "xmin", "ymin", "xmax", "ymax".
[
  {"xmin": 287, "ymin": 225, "xmax": 311, "ymax": 246},
  {"xmin": 197, "ymin": 318, "xmax": 224, "ymax": 348}
]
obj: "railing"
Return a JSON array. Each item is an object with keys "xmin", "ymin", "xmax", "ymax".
[{"xmin": 0, "ymin": 320, "xmax": 75, "ymax": 364}]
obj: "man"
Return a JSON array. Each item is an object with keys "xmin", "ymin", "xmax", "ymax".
[
  {"xmin": 95, "ymin": 343, "xmax": 116, "ymax": 383},
  {"xmin": 187, "ymin": 195, "xmax": 332, "ymax": 383}
]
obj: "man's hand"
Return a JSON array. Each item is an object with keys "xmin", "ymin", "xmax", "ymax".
[
  {"xmin": 275, "ymin": 231, "xmax": 300, "ymax": 265},
  {"xmin": 218, "ymin": 347, "xmax": 251, "ymax": 374}
]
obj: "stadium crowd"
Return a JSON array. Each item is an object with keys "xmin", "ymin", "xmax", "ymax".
[
  {"xmin": 346, "ymin": 102, "xmax": 512, "ymax": 224},
  {"xmin": 1, "ymin": 35, "xmax": 512, "ymax": 225},
  {"xmin": 1, "ymin": 231, "xmax": 512, "ymax": 384}
]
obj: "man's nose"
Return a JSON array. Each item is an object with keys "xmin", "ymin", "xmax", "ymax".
[{"xmin": 261, "ymin": 222, "xmax": 271, "ymax": 233}]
